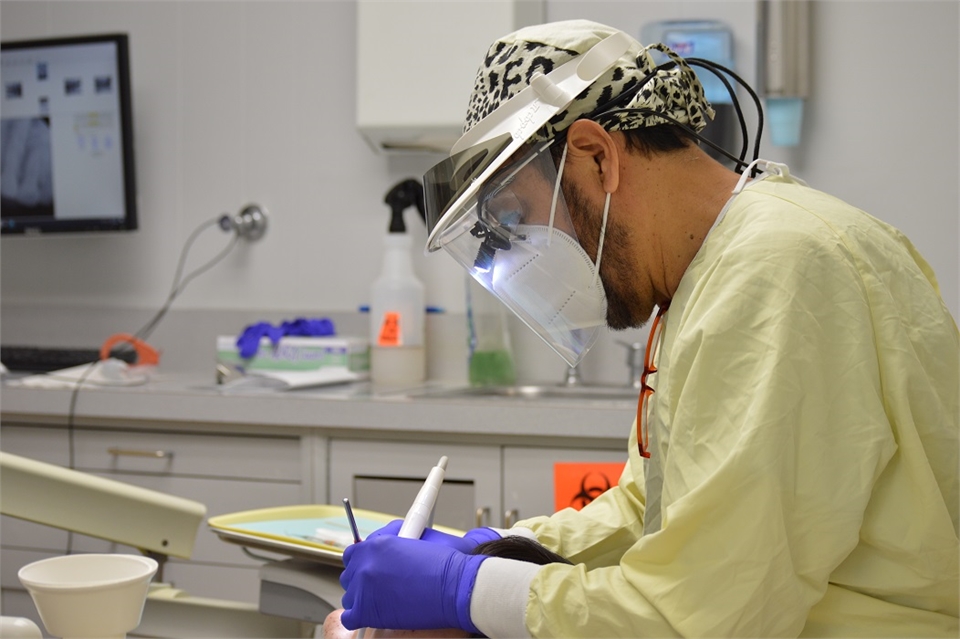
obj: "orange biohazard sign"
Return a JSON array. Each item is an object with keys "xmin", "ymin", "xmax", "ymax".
[
  {"xmin": 554, "ymin": 462, "xmax": 626, "ymax": 512},
  {"xmin": 377, "ymin": 312, "xmax": 402, "ymax": 346}
]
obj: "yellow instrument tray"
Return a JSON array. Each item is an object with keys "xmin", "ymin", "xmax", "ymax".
[{"xmin": 208, "ymin": 504, "xmax": 462, "ymax": 566}]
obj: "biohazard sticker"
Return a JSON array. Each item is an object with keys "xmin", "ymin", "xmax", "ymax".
[{"xmin": 554, "ymin": 462, "xmax": 626, "ymax": 512}]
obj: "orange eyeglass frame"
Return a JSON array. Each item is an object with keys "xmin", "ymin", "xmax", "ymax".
[{"xmin": 637, "ymin": 305, "xmax": 667, "ymax": 459}]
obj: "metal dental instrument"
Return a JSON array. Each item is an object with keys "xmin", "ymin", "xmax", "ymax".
[{"xmin": 343, "ymin": 497, "xmax": 362, "ymax": 544}]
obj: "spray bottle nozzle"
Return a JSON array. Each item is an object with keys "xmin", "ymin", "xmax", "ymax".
[{"xmin": 385, "ymin": 178, "xmax": 426, "ymax": 233}]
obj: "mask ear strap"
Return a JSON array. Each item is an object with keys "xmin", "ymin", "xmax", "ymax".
[
  {"xmin": 546, "ymin": 142, "xmax": 569, "ymax": 248},
  {"xmin": 594, "ymin": 191, "xmax": 611, "ymax": 284}
]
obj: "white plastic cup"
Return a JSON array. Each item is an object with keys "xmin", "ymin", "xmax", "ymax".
[{"xmin": 17, "ymin": 553, "xmax": 158, "ymax": 639}]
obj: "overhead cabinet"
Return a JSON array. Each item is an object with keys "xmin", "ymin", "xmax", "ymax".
[{"xmin": 356, "ymin": 0, "xmax": 545, "ymax": 153}]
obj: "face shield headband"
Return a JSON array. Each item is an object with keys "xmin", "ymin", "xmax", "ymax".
[
  {"xmin": 432, "ymin": 138, "xmax": 609, "ymax": 367},
  {"xmin": 422, "ymin": 29, "xmax": 632, "ymax": 250}
]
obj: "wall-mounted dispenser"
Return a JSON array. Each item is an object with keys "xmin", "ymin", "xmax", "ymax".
[
  {"xmin": 760, "ymin": 0, "xmax": 811, "ymax": 146},
  {"xmin": 640, "ymin": 20, "xmax": 737, "ymax": 165}
]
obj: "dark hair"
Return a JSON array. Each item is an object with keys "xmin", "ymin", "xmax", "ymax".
[
  {"xmin": 473, "ymin": 536, "xmax": 572, "ymax": 566},
  {"xmin": 620, "ymin": 124, "xmax": 694, "ymax": 156},
  {"xmin": 549, "ymin": 123, "xmax": 693, "ymax": 166}
]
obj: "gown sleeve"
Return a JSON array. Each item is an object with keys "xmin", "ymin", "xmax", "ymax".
[{"xmin": 513, "ymin": 432, "xmax": 647, "ymax": 569}]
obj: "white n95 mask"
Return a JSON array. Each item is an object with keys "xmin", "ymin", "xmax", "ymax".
[
  {"xmin": 489, "ymin": 224, "xmax": 606, "ymax": 366},
  {"xmin": 430, "ymin": 139, "xmax": 608, "ymax": 367}
]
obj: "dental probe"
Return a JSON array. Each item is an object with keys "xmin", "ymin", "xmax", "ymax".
[
  {"xmin": 398, "ymin": 456, "xmax": 448, "ymax": 539},
  {"xmin": 343, "ymin": 497, "xmax": 362, "ymax": 544}
]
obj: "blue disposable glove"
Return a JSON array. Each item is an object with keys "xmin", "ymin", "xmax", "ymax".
[
  {"xmin": 368, "ymin": 519, "xmax": 500, "ymax": 553},
  {"xmin": 340, "ymin": 534, "xmax": 487, "ymax": 633},
  {"xmin": 235, "ymin": 317, "xmax": 336, "ymax": 359}
]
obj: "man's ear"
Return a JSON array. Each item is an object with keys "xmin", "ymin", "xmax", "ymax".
[{"xmin": 564, "ymin": 120, "xmax": 620, "ymax": 194}]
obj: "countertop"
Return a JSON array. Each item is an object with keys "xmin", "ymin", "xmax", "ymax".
[{"xmin": 0, "ymin": 373, "xmax": 637, "ymax": 447}]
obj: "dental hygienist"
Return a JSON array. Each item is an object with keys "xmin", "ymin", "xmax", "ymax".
[{"xmin": 340, "ymin": 20, "xmax": 959, "ymax": 637}]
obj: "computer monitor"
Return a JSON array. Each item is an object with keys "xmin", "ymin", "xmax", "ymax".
[{"xmin": 0, "ymin": 33, "xmax": 137, "ymax": 234}]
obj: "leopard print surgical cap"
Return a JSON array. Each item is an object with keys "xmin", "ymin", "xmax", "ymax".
[{"xmin": 462, "ymin": 19, "xmax": 714, "ymax": 142}]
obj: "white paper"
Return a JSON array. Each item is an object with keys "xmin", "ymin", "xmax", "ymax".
[
  {"xmin": 12, "ymin": 360, "xmax": 152, "ymax": 389},
  {"xmin": 228, "ymin": 368, "xmax": 368, "ymax": 391}
]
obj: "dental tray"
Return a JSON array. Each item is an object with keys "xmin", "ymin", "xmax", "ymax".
[
  {"xmin": 208, "ymin": 505, "xmax": 391, "ymax": 566},
  {"xmin": 208, "ymin": 505, "xmax": 463, "ymax": 566}
]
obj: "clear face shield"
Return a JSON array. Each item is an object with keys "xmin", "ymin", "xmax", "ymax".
[
  {"xmin": 424, "ymin": 137, "xmax": 606, "ymax": 366},
  {"xmin": 421, "ymin": 30, "xmax": 633, "ymax": 366}
]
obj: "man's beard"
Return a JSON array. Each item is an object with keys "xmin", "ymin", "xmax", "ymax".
[{"xmin": 563, "ymin": 183, "xmax": 656, "ymax": 329}]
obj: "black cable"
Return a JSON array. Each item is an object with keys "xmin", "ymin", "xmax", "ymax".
[
  {"xmin": 64, "ymin": 358, "xmax": 101, "ymax": 554},
  {"xmin": 686, "ymin": 59, "xmax": 750, "ymax": 167},
  {"xmin": 132, "ymin": 216, "xmax": 240, "ymax": 343},
  {"xmin": 62, "ymin": 213, "xmax": 242, "ymax": 556},
  {"xmin": 686, "ymin": 57, "xmax": 765, "ymax": 174},
  {"xmin": 563, "ymin": 54, "xmax": 765, "ymax": 176},
  {"xmin": 596, "ymin": 106, "xmax": 751, "ymax": 170}
]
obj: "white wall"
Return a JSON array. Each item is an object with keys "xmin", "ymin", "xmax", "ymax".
[
  {"xmin": 2, "ymin": 0, "xmax": 957, "ymax": 384},
  {"xmin": 548, "ymin": 0, "xmax": 959, "ymax": 314}
]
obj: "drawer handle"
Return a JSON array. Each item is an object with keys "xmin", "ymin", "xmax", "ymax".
[
  {"xmin": 475, "ymin": 507, "xmax": 490, "ymax": 528},
  {"xmin": 107, "ymin": 447, "xmax": 173, "ymax": 459},
  {"xmin": 503, "ymin": 509, "xmax": 519, "ymax": 528}
]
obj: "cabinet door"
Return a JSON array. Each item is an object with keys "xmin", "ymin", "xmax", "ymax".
[
  {"xmin": 328, "ymin": 440, "xmax": 500, "ymax": 533},
  {"xmin": 502, "ymin": 446, "xmax": 628, "ymax": 526}
]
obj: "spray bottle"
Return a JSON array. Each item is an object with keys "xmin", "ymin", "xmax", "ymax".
[{"xmin": 370, "ymin": 179, "xmax": 426, "ymax": 385}]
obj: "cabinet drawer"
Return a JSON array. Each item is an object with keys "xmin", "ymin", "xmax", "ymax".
[
  {"xmin": 0, "ymin": 515, "xmax": 69, "ymax": 552},
  {"xmin": 0, "ymin": 548, "xmax": 58, "ymax": 590},
  {"xmin": 1, "ymin": 426, "xmax": 71, "ymax": 553},
  {"xmin": 162, "ymin": 560, "xmax": 263, "ymax": 604},
  {"xmin": 69, "ymin": 473, "xmax": 302, "ymax": 566},
  {"xmin": 73, "ymin": 429, "xmax": 301, "ymax": 481},
  {"xmin": 329, "ymin": 439, "xmax": 500, "ymax": 533},
  {"xmin": 0, "ymin": 425, "xmax": 69, "ymax": 466}
]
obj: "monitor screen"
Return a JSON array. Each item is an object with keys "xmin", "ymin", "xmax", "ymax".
[{"xmin": 0, "ymin": 33, "xmax": 136, "ymax": 234}]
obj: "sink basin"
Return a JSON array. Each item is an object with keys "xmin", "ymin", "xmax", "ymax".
[{"xmin": 410, "ymin": 384, "xmax": 641, "ymax": 403}]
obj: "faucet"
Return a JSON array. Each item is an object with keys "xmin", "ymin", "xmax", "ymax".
[
  {"xmin": 617, "ymin": 340, "xmax": 644, "ymax": 389},
  {"xmin": 561, "ymin": 341, "xmax": 644, "ymax": 389},
  {"xmin": 560, "ymin": 363, "xmax": 583, "ymax": 387}
]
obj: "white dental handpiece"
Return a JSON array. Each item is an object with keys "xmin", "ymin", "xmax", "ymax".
[{"xmin": 397, "ymin": 455, "xmax": 448, "ymax": 539}]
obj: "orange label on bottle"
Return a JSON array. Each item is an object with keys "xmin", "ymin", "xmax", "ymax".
[
  {"xmin": 377, "ymin": 312, "xmax": 402, "ymax": 346},
  {"xmin": 553, "ymin": 462, "xmax": 626, "ymax": 512}
]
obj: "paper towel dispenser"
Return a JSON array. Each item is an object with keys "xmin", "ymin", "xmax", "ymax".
[{"xmin": 356, "ymin": 0, "xmax": 544, "ymax": 154}]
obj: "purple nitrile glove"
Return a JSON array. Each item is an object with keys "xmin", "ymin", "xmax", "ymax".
[
  {"xmin": 340, "ymin": 535, "xmax": 487, "ymax": 633},
  {"xmin": 236, "ymin": 322, "xmax": 284, "ymax": 359},
  {"xmin": 368, "ymin": 519, "xmax": 501, "ymax": 553}
]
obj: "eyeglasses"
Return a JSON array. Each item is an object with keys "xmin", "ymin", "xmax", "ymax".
[{"xmin": 637, "ymin": 305, "xmax": 668, "ymax": 459}]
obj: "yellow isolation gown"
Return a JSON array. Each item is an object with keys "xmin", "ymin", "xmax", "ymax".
[{"xmin": 470, "ymin": 169, "xmax": 959, "ymax": 638}]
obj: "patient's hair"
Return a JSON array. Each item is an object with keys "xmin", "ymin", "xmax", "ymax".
[{"xmin": 473, "ymin": 536, "xmax": 572, "ymax": 566}]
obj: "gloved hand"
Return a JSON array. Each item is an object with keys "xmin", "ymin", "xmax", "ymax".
[
  {"xmin": 368, "ymin": 519, "xmax": 500, "ymax": 554},
  {"xmin": 340, "ymin": 534, "xmax": 487, "ymax": 633}
]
